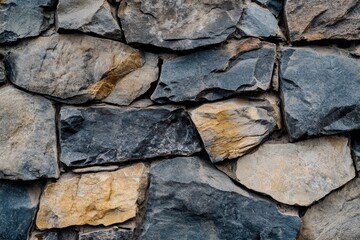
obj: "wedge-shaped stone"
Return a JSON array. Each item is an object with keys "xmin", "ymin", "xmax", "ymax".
[
  {"xmin": 6, "ymin": 34, "xmax": 143, "ymax": 104},
  {"xmin": 118, "ymin": 0, "xmax": 242, "ymax": 50},
  {"xmin": 255, "ymin": 0, "xmax": 282, "ymax": 17},
  {"xmin": 299, "ymin": 178, "xmax": 360, "ymax": 240},
  {"xmin": 151, "ymin": 39, "xmax": 276, "ymax": 103},
  {"xmin": 0, "ymin": 87, "xmax": 59, "ymax": 180},
  {"xmin": 219, "ymin": 136, "xmax": 355, "ymax": 206},
  {"xmin": 280, "ymin": 47, "xmax": 360, "ymax": 141},
  {"xmin": 189, "ymin": 95, "xmax": 281, "ymax": 163},
  {"xmin": 57, "ymin": 0, "xmax": 122, "ymax": 40},
  {"xmin": 285, "ymin": 0, "xmax": 360, "ymax": 42},
  {"xmin": 140, "ymin": 157, "xmax": 301, "ymax": 239},
  {"xmin": 36, "ymin": 163, "xmax": 148, "ymax": 230},
  {"xmin": 60, "ymin": 106, "xmax": 201, "ymax": 167}
]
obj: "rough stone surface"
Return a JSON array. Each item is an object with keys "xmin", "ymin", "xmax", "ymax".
[
  {"xmin": 151, "ymin": 38, "xmax": 276, "ymax": 103},
  {"xmin": 140, "ymin": 156, "xmax": 301, "ymax": 240},
  {"xmin": 285, "ymin": 0, "xmax": 360, "ymax": 42},
  {"xmin": 219, "ymin": 136, "xmax": 355, "ymax": 206},
  {"xmin": 0, "ymin": 182, "xmax": 41, "ymax": 240},
  {"xmin": 36, "ymin": 163, "xmax": 148, "ymax": 230},
  {"xmin": 60, "ymin": 105, "xmax": 201, "ymax": 167},
  {"xmin": 79, "ymin": 227, "xmax": 133, "ymax": 240},
  {"xmin": 6, "ymin": 34, "xmax": 143, "ymax": 104},
  {"xmin": 30, "ymin": 230, "xmax": 78, "ymax": 240},
  {"xmin": 190, "ymin": 95, "xmax": 281, "ymax": 163},
  {"xmin": 299, "ymin": 178, "xmax": 360, "ymax": 240},
  {"xmin": 280, "ymin": 47, "xmax": 360, "ymax": 141},
  {"xmin": 0, "ymin": 86, "xmax": 59, "ymax": 180},
  {"xmin": 352, "ymin": 133, "xmax": 360, "ymax": 172},
  {"xmin": 0, "ymin": 0, "xmax": 54, "ymax": 43},
  {"xmin": 255, "ymin": 0, "xmax": 282, "ymax": 17},
  {"xmin": 57, "ymin": 0, "xmax": 122, "ymax": 40},
  {"xmin": 0, "ymin": 61, "xmax": 5, "ymax": 84},
  {"xmin": 103, "ymin": 53, "xmax": 159, "ymax": 106},
  {"xmin": 118, "ymin": 0, "xmax": 242, "ymax": 50},
  {"xmin": 237, "ymin": 3, "xmax": 283, "ymax": 39}
]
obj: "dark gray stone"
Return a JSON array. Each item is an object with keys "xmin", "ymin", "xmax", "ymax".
[
  {"xmin": 280, "ymin": 47, "xmax": 360, "ymax": 141},
  {"xmin": 0, "ymin": 61, "xmax": 5, "ymax": 84},
  {"xmin": 151, "ymin": 39, "xmax": 276, "ymax": 103},
  {"xmin": 255, "ymin": 0, "xmax": 282, "ymax": 17},
  {"xmin": 352, "ymin": 133, "xmax": 360, "ymax": 172},
  {"xmin": 79, "ymin": 227, "xmax": 133, "ymax": 240},
  {"xmin": 0, "ymin": 0, "xmax": 54, "ymax": 43},
  {"xmin": 0, "ymin": 182, "xmax": 41, "ymax": 240},
  {"xmin": 140, "ymin": 156, "xmax": 301, "ymax": 240},
  {"xmin": 60, "ymin": 106, "xmax": 202, "ymax": 167},
  {"xmin": 31, "ymin": 230, "xmax": 78, "ymax": 240}
]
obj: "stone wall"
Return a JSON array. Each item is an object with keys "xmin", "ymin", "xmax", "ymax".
[{"xmin": 0, "ymin": 0, "xmax": 359, "ymax": 240}]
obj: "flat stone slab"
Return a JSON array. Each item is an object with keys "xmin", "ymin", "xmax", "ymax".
[
  {"xmin": 280, "ymin": 47, "xmax": 360, "ymax": 141},
  {"xmin": 79, "ymin": 227, "xmax": 133, "ymax": 240},
  {"xmin": 255, "ymin": 0, "xmax": 282, "ymax": 17},
  {"xmin": 60, "ymin": 105, "xmax": 202, "ymax": 167},
  {"xmin": 218, "ymin": 136, "xmax": 356, "ymax": 206}
]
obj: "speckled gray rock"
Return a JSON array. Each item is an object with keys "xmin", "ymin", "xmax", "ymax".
[
  {"xmin": 299, "ymin": 178, "xmax": 360, "ymax": 240},
  {"xmin": 0, "ymin": 61, "xmax": 5, "ymax": 84},
  {"xmin": 285, "ymin": 0, "xmax": 360, "ymax": 42},
  {"xmin": 79, "ymin": 227, "xmax": 133, "ymax": 240},
  {"xmin": 280, "ymin": 47, "xmax": 360, "ymax": 141},
  {"xmin": 118, "ymin": 0, "xmax": 242, "ymax": 50},
  {"xmin": 0, "ymin": 0, "xmax": 55, "ymax": 43},
  {"xmin": 0, "ymin": 182, "xmax": 41, "ymax": 240},
  {"xmin": 151, "ymin": 38, "xmax": 276, "ymax": 103},
  {"xmin": 60, "ymin": 106, "xmax": 201, "ymax": 167},
  {"xmin": 57, "ymin": 0, "xmax": 122, "ymax": 40},
  {"xmin": 255, "ymin": 0, "xmax": 282, "ymax": 17},
  {"xmin": 30, "ymin": 230, "xmax": 78, "ymax": 240},
  {"xmin": 0, "ymin": 87, "xmax": 59, "ymax": 180},
  {"xmin": 352, "ymin": 133, "xmax": 360, "ymax": 172},
  {"xmin": 140, "ymin": 156, "xmax": 301, "ymax": 240}
]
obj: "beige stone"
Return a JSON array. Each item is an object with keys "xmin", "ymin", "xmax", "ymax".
[
  {"xmin": 218, "ymin": 136, "xmax": 355, "ymax": 206},
  {"xmin": 36, "ymin": 163, "xmax": 148, "ymax": 230}
]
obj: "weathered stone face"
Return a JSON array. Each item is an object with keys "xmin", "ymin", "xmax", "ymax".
[
  {"xmin": 0, "ymin": 0, "xmax": 54, "ymax": 43},
  {"xmin": 299, "ymin": 178, "xmax": 360, "ymax": 240},
  {"xmin": 0, "ymin": 87, "xmax": 59, "ymax": 180},
  {"xmin": 79, "ymin": 227, "xmax": 133, "ymax": 240},
  {"xmin": 6, "ymin": 34, "xmax": 143, "ymax": 104},
  {"xmin": 36, "ymin": 163, "xmax": 148, "ymax": 230},
  {"xmin": 285, "ymin": 0, "xmax": 360, "ymax": 42},
  {"xmin": 57, "ymin": 0, "xmax": 122, "ymax": 40},
  {"xmin": 0, "ymin": 61, "xmax": 5, "ymax": 84},
  {"xmin": 190, "ymin": 95, "xmax": 281, "ymax": 163},
  {"xmin": 60, "ymin": 106, "xmax": 201, "ymax": 167},
  {"xmin": 218, "ymin": 136, "xmax": 355, "ymax": 206},
  {"xmin": 151, "ymin": 38, "xmax": 276, "ymax": 103},
  {"xmin": 352, "ymin": 133, "xmax": 360, "ymax": 172},
  {"xmin": 255, "ymin": 0, "xmax": 282, "ymax": 17},
  {"xmin": 140, "ymin": 156, "xmax": 301, "ymax": 240},
  {"xmin": 280, "ymin": 47, "xmax": 360, "ymax": 141},
  {"xmin": 118, "ymin": 0, "xmax": 242, "ymax": 50}
]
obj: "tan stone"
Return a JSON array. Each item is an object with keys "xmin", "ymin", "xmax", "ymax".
[
  {"xmin": 218, "ymin": 136, "xmax": 355, "ymax": 206},
  {"xmin": 36, "ymin": 163, "xmax": 148, "ymax": 230}
]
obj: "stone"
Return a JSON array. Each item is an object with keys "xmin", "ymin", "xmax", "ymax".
[
  {"xmin": 218, "ymin": 136, "xmax": 355, "ymax": 206},
  {"xmin": 57, "ymin": 0, "xmax": 122, "ymax": 40},
  {"xmin": 36, "ymin": 163, "xmax": 148, "ymax": 230},
  {"xmin": 151, "ymin": 38, "xmax": 276, "ymax": 103},
  {"xmin": 280, "ymin": 47, "xmax": 360, "ymax": 141},
  {"xmin": 103, "ymin": 53, "xmax": 159, "ymax": 106},
  {"xmin": 0, "ymin": 0, "xmax": 54, "ymax": 43},
  {"xmin": 189, "ymin": 95, "xmax": 281, "ymax": 163},
  {"xmin": 237, "ymin": 3, "xmax": 283, "ymax": 39},
  {"xmin": 352, "ymin": 133, "xmax": 360, "ymax": 172},
  {"xmin": 0, "ymin": 182, "xmax": 41, "ymax": 240},
  {"xmin": 255, "ymin": 0, "xmax": 282, "ymax": 17},
  {"xmin": 60, "ymin": 105, "xmax": 202, "ymax": 167},
  {"xmin": 285, "ymin": 0, "xmax": 360, "ymax": 42},
  {"xmin": 299, "ymin": 177, "xmax": 360, "ymax": 240},
  {"xmin": 30, "ymin": 230, "xmax": 78, "ymax": 240},
  {"xmin": 0, "ymin": 86, "xmax": 59, "ymax": 180},
  {"xmin": 118, "ymin": 0, "xmax": 242, "ymax": 50},
  {"xmin": 6, "ymin": 34, "xmax": 143, "ymax": 104},
  {"xmin": 79, "ymin": 227, "xmax": 133, "ymax": 240},
  {"xmin": 140, "ymin": 156, "xmax": 301, "ymax": 240},
  {"xmin": 72, "ymin": 165, "xmax": 120, "ymax": 174},
  {"xmin": 0, "ymin": 61, "xmax": 5, "ymax": 84}
]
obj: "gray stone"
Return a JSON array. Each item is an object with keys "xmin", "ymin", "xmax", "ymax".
[
  {"xmin": 140, "ymin": 156, "xmax": 301, "ymax": 240},
  {"xmin": 30, "ymin": 230, "xmax": 78, "ymax": 240},
  {"xmin": 0, "ymin": 0, "xmax": 54, "ymax": 43},
  {"xmin": 352, "ymin": 133, "xmax": 360, "ymax": 172},
  {"xmin": 6, "ymin": 34, "xmax": 143, "ymax": 104},
  {"xmin": 285, "ymin": 0, "xmax": 360, "ymax": 42},
  {"xmin": 151, "ymin": 38, "xmax": 276, "ymax": 103},
  {"xmin": 0, "ymin": 87, "xmax": 59, "ymax": 180},
  {"xmin": 57, "ymin": 0, "xmax": 122, "ymax": 40},
  {"xmin": 60, "ymin": 106, "xmax": 202, "ymax": 167},
  {"xmin": 237, "ymin": 3, "xmax": 283, "ymax": 39},
  {"xmin": 79, "ymin": 227, "xmax": 133, "ymax": 240},
  {"xmin": 0, "ymin": 61, "xmax": 5, "ymax": 84},
  {"xmin": 280, "ymin": 47, "xmax": 360, "ymax": 141},
  {"xmin": 255, "ymin": 0, "xmax": 282, "ymax": 17},
  {"xmin": 299, "ymin": 178, "xmax": 360, "ymax": 240},
  {"xmin": 0, "ymin": 182, "xmax": 41, "ymax": 240},
  {"xmin": 118, "ymin": 0, "xmax": 242, "ymax": 50}
]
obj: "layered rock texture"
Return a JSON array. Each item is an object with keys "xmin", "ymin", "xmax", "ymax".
[{"xmin": 0, "ymin": 0, "xmax": 359, "ymax": 239}]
